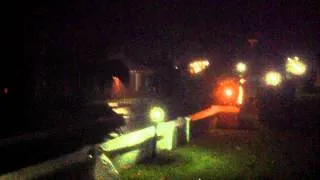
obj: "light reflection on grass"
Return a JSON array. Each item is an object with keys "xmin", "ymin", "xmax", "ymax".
[
  {"xmin": 120, "ymin": 144, "xmax": 268, "ymax": 179},
  {"xmin": 120, "ymin": 128, "xmax": 318, "ymax": 179}
]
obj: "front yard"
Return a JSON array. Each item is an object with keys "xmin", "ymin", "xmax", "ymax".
[{"xmin": 120, "ymin": 129, "xmax": 318, "ymax": 179}]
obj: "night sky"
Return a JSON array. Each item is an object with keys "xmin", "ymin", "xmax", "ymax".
[
  {"xmin": 2, "ymin": 0, "xmax": 319, "ymax": 94},
  {"xmin": 21, "ymin": 1, "xmax": 319, "ymax": 62},
  {"xmin": 0, "ymin": 0, "xmax": 319, "ymax": 143}
]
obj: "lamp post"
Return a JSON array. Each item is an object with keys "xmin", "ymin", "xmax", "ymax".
[{"xmin": 149, "ymin": 106, "xmax": 166, "ymax": 158}]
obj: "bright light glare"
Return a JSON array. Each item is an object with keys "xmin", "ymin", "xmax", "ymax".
[
  {"xmin": 224, "ymin": 88, "xmax": 233, "ymax": 97},
  {"xmin": 107, "ymin": 102, "xmax": 119, "ymax": 107},
  {"xmin": 236, "ymin": 62, "xmax": 246, "ymax": 73},
  {"xmin": 188, "ymin": 60, "xmax": 210, "ymax": 74},
  {"xmin": 239, "ymin": 78, "xmax": 246, "ymax": 84},
  {"xmin": 265, "ymin": 71, "xmax": 282, "ymax": 86},
  {"xmin": 237, "ymin": 85, "xmax": 244, "ymax": 105},
  {"xmin": 149, "ymin": 106, "xmax": 166, "ymax": 123},
  {"xmin": 123, "ymin": 115, "xmax": 130, "ymax": 119},
  {"xmin": 111, "ymin": 107, "xmax": 129, "ymax": 115},
  {"xmin": 215, "ymin": 79, "xmax": 239, "ymax": 105},
  {"xmin": 286, "ymin": 57, "xmax": 307, "ymax": 75}
]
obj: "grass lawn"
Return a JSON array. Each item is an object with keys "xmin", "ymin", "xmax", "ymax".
[{"xmin": 120, "ymin": 129, "xmax": 318, "ymax": 179}]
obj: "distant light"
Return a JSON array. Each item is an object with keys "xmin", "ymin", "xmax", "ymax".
[
  {"xmin": 149, "ymin": 106, "xmax": 166, "ymax": 123},
  {"xmin": 286, "ymin": 56, "xmax": 307, "ymax": 76},
  {"xmin": 111, "ymin": 107, "xmax": 129, "ymax": 115},
  {"xmin": 4, "ymin": 88, "xmax": 8, "ymax": 94},
  {"xmin": 239, "ymin": 78, "xmax": 246, "ymax": 84},
  {"xmin": 203, "ymin": 61, "xmax": 209, "ymax": 66},
  {"xmin": 175, "ymin": 66, "xmax": 179, "ymax": 70},
  {"xmin": 236, "ymin": 62, "xmax": 246, "ymax": 73},
  {"xmin": 188, "ymin": 59, "xmax": 210, "ymax": 75},
  {"xmin": 107, "ymin": 102, "xmax": 119, "ymax": 107},
  {"xmin": 123, "ymin": 115, "xmax": 130, "ymax": 119},
  {"xmin": 214, "ymin": 78, "xmax": 239, "ymax": 105},
  {"xmin": 265, "ymin": 71, "xmax": 282, "ymax": 86},
  {"xmin": 224, "ymin": 88, "xmax": 233, "ymax": 97}
]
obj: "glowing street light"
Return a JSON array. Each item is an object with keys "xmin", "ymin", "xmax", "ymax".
[
  {"xmin": 265, "ymin": 71, "xmax": 282, "ymax": 86},
  {"xmin": 224, "ymin": 88, "xmax": 233, "ymax": 97},
  {"xmin": 149, "ymin": 106, "xmax": 166, "ymax": 158},
  {"xmin": 236, "ymin": 62, "xmax": 247, "ymax": 74},
  {"xmin": 286, "ymin": 56, "xmax": 307, "ymax": 76},
  {"xmin": 188, "ymin": 59, "xmax": 210, "ymax": 75},
  {"xmin": 214, "ymin": 79, "xmax": 239, "ymax": 105},
  {"xmin": 149, "ymin": 106, "xmax": 166, "ymax": 123}
]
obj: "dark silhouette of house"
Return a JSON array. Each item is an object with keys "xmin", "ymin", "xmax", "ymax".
[{"xmin": 86, "ymin": 53, "xmax": 155, "ymax": 99}]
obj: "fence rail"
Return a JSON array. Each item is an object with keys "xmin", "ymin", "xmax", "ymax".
[{"xmin": 0, "ymin": 117, "xmax": 191, "ymax": 178}]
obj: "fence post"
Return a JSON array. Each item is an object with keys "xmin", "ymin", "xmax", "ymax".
[{"xmin": 185, "ymin": 117, "xmax": 191, "ymax": 143}]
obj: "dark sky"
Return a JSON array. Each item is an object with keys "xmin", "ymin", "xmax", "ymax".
[
  {"xmin": 22, "ymin": 0, "xmax": 319, "ymax": 63},
  {"xmin": 1, "ymin": 0, "xmax": 319, "ymax": 123},
  {"xmin": 2, "ymin": 0, "xmax": 319, "ymax": 137}
]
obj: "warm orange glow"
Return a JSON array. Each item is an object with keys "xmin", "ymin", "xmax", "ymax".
[
  {"xmin": 112, "ymin": 76, "xmax": 121, "ymax": 94},
  {"xmin": 215, "ymin": 79, "xmax": 239, "ymax": 105},
  {"xmin": 224, "ymin": 88, "xmax": 233, "ymax": 97},
  {"xmin": 111, "ymin": 76, "xmax": 126, "ymax": 98},
  {"xmin": 190, "ymin": 105, "xmax": 240, "ymax": 121}
]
